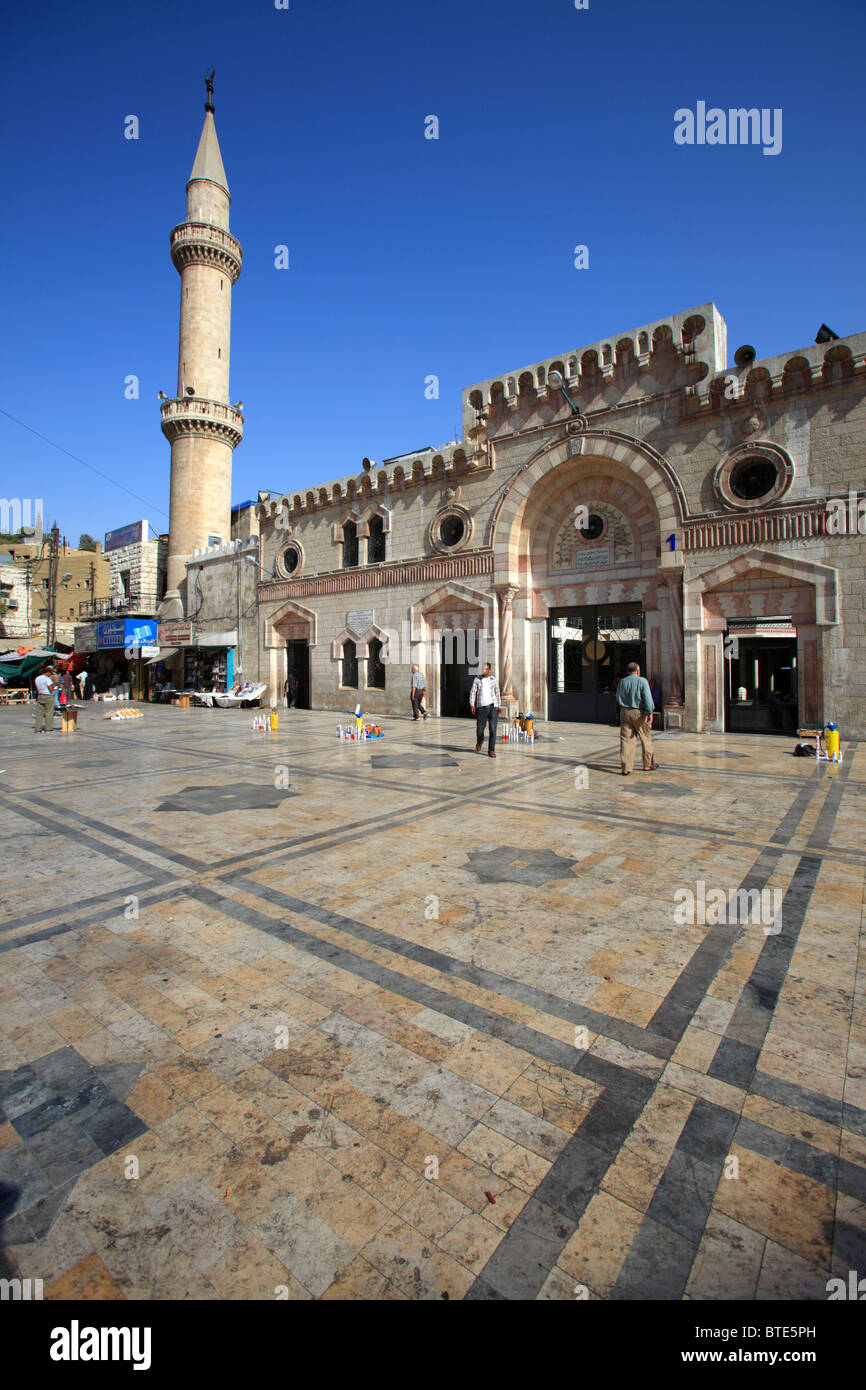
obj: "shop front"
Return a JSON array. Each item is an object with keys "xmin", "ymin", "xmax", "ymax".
[
  {"xmin": 153, "ymin": 623, "xmax": 237, "ymax": 698},
  {"xmin": 97, "ymin": 617, "xmax": 158, "ymax": 699},
  {"xmin": 73, "ymin": 618, "xmax": 158, "ymax": 697},
  {"xmin": 183, "ymin": 644, "xmax": 234, "ymax": 692}
]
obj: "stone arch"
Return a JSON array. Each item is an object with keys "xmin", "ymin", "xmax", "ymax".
[
  {"xmin": 410, "ymin": 582, "xmax": 495, "ymax": 714},
  {"xmin": 685, "ymin": 548, "xmax": 839, "ymax": 629},
  {"xmin": 331, "ymin": 623, "xmax": 366, "ymax": 659},
  {"xmin": 263, "ymin": 598, "xmax": 318, "ymax": 648},
  {"xmin": 684, "ymin": 549, "xmax": 839, "ymax": 732},
  {"xmin": 410, "ymin": 580, "xmax": 494, "ymax": 631},
  {"xmin": 358, "ymin": 501, "xmax": 391, "ymax": 531},
  {"xmin": 490, "ymin": 430, "xmax": 685, "ymax": 586}
]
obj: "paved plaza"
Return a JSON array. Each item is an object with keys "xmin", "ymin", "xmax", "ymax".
[{"xmin": 0, "ymin": 703, "xmax": 864, "ymax": 1302}]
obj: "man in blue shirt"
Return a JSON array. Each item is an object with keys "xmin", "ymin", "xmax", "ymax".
[{"xmin": 616, "ymin": 661, "xmax": 659, "ymax": 776}]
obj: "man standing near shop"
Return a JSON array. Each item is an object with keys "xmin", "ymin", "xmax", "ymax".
[
  {"xmin": 616, "ymin": 661, "xmax": 659, "ymax": 776},
  {"xmin": 470, "ymin": 662, "xmax": 501, "ymax": 758},
  {"xmin": 410, "ymin": 665, "xmax": 427, "ymax": 720},
  {"xmin": 33, "ymin": 665, "xmax": 56, "ymax": 734}
]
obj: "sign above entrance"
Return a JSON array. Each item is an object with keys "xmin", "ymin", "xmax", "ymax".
[
  {"xmin": 97, "ymin": 618, "xmax": 157, "ymax": 649},
  {"xmin": 572, "ymin": 546, "xmax": 611, "ymax": 571},
  {"xmin": 347, "ymin": 609, "xmax": 374, "ymax": 633},
  {"xmin": 74, "ymin": 624, "xmax": 98, "ymax": 653},
  {"xmin": 157, "ymin": 621, "xmax": 193, "ymax": 646}
]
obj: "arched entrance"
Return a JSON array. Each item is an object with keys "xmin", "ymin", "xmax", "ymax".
[
  {"xmin": 684, "ymin": 550, "xmax": 840, "ymax": 733},
  {"xmin": 489, "ymin": 431, "xmax": 684, "ymax": 722},
  {"xmin": 410, "ymin": 583, "xmax": 494, "ymax": 718},
  {"xmin": 262, "ymin": 599, "xmax": 317, "ymax": 708}
]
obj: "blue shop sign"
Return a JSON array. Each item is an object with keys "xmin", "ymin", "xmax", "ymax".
[{"xmin": 97, "ymin": 618, "xmax": 158, "ymax": 649}]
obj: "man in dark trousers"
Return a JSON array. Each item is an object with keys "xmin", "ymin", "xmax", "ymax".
[
  {"xmin": 616, "ymin": 661, "xmax": 659, "ymax": 776},
  {"xmin": 410, "ymin": 665, "xmax": 427, "ymax": 720},
  {"xmin": 284, "ymin": 672, "xmax": 298, "ymax": 708},
  {"xmin": 470, "ymin": 662, "xmax": 501, "ymax": 758}
]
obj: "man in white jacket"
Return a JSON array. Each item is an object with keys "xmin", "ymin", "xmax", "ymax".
[{"xmin": 469, "ymin": 663, "xmax": 501, "ymax": 758}]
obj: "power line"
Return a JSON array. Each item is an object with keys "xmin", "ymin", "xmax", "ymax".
[{"xmin": 0, "ymin": 406, "xmax": 169, "ymax": 519}]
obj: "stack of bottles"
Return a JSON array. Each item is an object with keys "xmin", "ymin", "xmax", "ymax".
[{"xmin": 500, "ymin": 721, "xmax": 535, "ymax": 743}]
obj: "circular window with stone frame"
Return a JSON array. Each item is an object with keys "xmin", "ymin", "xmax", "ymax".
[
  {"xmin": 577, "ymin": 512, "xmax": 607, "ymax": 542},
  {"xmin": 713, "ymin": 442, "xmax": 793, "ymax": 511},
  {"xmin": 429, "ymin": 506, "xmax": 473, "ymax": 554},
  {"xmin": 274, "ymin": 540, "xmax": 304, "ymax": 578}
]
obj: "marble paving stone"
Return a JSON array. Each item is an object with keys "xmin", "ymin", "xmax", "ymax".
[{"xmin": 0, "ymin": 706, "xmax": 863, "ymax": 1300}]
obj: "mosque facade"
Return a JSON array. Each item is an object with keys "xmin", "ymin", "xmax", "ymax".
[{"xmin": 160, "ymin": 90, "xmax": 866, "ymax": 738}]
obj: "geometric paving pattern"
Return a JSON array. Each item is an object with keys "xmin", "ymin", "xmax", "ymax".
[{"xmin": 0, "ymin": 702, "xmax": 864, "ymax": 1300}]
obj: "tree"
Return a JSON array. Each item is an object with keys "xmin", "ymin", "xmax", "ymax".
[{"xmin": 78, "ymin": 534, "xmax": 97, "ymax": 551}]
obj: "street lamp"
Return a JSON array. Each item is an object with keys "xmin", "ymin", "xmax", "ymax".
[
  {"xmin": 244, "ymin": 554, "xmax": 274, "ymax": 577},
  {"xmin": 547, "ymin": 370, "xmax": 587, "ymax": 423}
]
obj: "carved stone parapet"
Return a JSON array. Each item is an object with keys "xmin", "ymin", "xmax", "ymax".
[
  {"xmin": 170, "ymin": 221, "xmax": 242, "ymax": 283},
  {"xmin": 160, "ymin": 396, "xmax": 244, "ymax": 449}
]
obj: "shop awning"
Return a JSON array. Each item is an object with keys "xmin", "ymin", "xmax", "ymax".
[{"xmin": 146, "ymin": 648, "xmax": 177, "ymax": 664}]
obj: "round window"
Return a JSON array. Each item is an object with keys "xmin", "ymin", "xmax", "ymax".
[
  {"xmin": 439, "ymin": 514, "xmax": 465, "ymax": 547},
  {"xmin": 579, "ymin": 513, "xmax": 605, "ymax": 541},
  {"xmin": 729, "ymin": 456, "xmax": 779, "ymax": 502},
  {"xmin": 713, "ymin": 443, "xmax": 793, "ymax": 511},
  {"xmin": 274, "ymin": 542, "xmax": 302, "ymax": 578}
]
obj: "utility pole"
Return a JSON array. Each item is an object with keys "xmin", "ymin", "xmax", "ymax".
[{"xmin": 45, "ymin": 522, "xmax": 60, "ymax": 647}]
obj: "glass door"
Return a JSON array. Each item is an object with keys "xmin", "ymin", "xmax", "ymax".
[
  {"xmin": 726, "ymin": 635, "xmax": 798, "ymax": 734},
  {"xmin": 549, "ymin": 605, "xmax": 645, "ymax": 722}
]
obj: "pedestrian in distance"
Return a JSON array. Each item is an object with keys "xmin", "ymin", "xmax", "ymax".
[
  {"xmin": 410, "ymin": 665, "xmax": 428, "ymax": 720},
  {"xmin": 284, "ymin": 672, "xmax": 298, "ymax": 708},
  {"xmin": 470, "ymin": 662, "xmax": 501, "ymax": 757},
  {"xmin": 33, "ymin": 665, "xmax": 56, "ymax": 733},
  {"xmin": 616, "ymin": 661, "xmax": 658, "ymax": 776}
]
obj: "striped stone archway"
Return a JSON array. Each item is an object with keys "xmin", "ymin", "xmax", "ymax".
[
  {"xmin": 684, "ymin": 549, "xmax": 840, "ymax": 731},
  {"xmin": 490, "ymin": 429, "xmax": 686, "ymax": 587}
]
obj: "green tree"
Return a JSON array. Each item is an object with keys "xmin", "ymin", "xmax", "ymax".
[{"xmin": 78, "ymin": 533, "xmax": 98, "ymax": 551}]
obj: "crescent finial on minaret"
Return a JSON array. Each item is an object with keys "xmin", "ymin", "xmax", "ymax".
[{"xmin": 205, "ymin": 67, "xmax": 215, "ymax": 114}]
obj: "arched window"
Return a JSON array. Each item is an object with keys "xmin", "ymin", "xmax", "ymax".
[
  {"xmin": 368, "ymin": 515, "xmax": 386, "ymax": 564},
  {"xmin": 367, "ymin": 638, "xmax": 385, "ymax": 689},
  {"xmin": 341, "ymin": 640, "xmax": 358, "ymax": 687},
  {"xmin": 342, "ymin": 521, "xmax": 358, "ymax": 568}
]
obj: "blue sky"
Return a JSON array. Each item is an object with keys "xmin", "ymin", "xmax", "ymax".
[{"xmin": 2, "ymin": 0, "xmax": 864, "ymax": 544}]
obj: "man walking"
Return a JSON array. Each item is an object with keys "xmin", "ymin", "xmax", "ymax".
[
  {"xmin": 470, "ymin": 662, "xmax": 501, "ymax": 757},
  {"xmin": 410, "ymin": 665, "xmax": 427, "ymax": 720},
  {"xmin": 284, "ymin": 672, "xmax": 298, "ymax": 709},
  {"xmin": 616, "ymin": 661, "xmax": 658, "ymax": 776},
  {"xmin": 34, "ymin": 665, "xmax": 56, "ymax": 734}
]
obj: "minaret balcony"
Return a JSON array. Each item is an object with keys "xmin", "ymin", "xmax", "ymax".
[
  {"xmin": 160, "ymin": 396, "xmax": 244, "ymax": 449},
  {"xmin": 170, "ymin": 221, "xmax": 242, "ymax": 283}
]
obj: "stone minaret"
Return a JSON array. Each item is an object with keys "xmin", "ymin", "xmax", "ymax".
[{"xmin": 159, "ymin": 71, "xmax": 243, "ymax": 615}]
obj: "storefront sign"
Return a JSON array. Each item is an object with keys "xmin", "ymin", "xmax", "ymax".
[
  {"xmin": 195, "ymin": 631, "xmax": 237, "ymax": 647},
  {"xmin": 105, "ymin": 520, "xmax": 147, "ymax": 553},
  {"xmin": 74, "ymin": 624, "xmax": 98, "ymax": 653},
  {"xmin": 98, "ymin": 618, "xmax": 158, "ymax": 649},
  {"xmin": 157, "ymin": 621, "xmax": 193, "ymax": 645},
  {"xmin": 139, "ymin": 645, "xmax": 160, "ymax": 659}
]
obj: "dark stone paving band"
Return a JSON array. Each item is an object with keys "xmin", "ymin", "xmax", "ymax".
[
  {"xmin": 227, "ymin": 876, "xmax": 677, "ymax": 1062},
  {"xmin": 465, "ymin": 752, "xmax": 852, "ymax": 1298}
]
